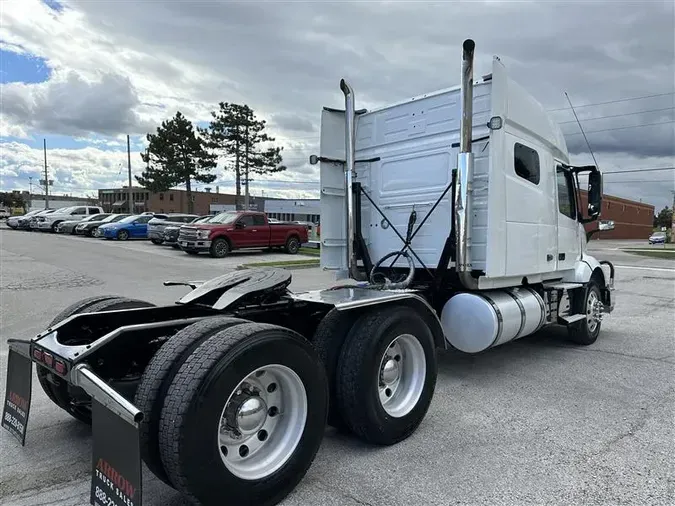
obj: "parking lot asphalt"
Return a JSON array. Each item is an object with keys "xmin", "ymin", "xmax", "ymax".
[{"xmin": 1, "ymin": 228, "xmax": 674, "ymax": 506}]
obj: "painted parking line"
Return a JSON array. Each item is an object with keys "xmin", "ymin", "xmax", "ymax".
[{"xmin": 614, "ymin": 265, "xmax": 675, "ymax": 273}]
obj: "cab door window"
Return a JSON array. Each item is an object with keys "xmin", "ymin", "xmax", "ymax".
[{"xmin": 556, "ymin": 168, "xmax": 576, "ymax": 220}]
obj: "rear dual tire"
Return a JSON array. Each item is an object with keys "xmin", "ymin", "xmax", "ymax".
[
  {"xmin": 313, "ymin": 305, "xmax": 438, "ymax": 445},
  {"xmin": 138, "ymin": 321, "xmax": 327, "ymax": 506},
  {"xmin": 134, "ymin": 316, "xmax": 248, "ymax": 486}
]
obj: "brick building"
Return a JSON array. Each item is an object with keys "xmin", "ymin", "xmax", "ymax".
[
  {"xmin": 579, "ymin": 190, "xmax": 654, "ymax": 240},
  {"xmin": 98, "ymin": 187, "xmax": 263, "ymax": 215}
]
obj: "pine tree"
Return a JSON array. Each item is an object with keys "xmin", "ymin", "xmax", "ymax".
[
  {"xmin": 201, "ymin": 103, "xmax": 285, "ymax": 209},
  {"xmin": 137, "ymin": 111, "xmax": 217, "ymax": 213}
]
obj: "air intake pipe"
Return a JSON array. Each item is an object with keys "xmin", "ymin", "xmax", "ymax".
[
  {"xmin": 454, "ymin": 39, "xmax": 479, "ymax": 290},
  {"xmin": 340, "ymin": 78, "xmax": 358, "ymax": 279}
]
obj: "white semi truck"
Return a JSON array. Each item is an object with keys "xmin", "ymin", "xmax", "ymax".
[{"xmin": 3, "ymin": 39, "xmax": 615, "ymax": 506}]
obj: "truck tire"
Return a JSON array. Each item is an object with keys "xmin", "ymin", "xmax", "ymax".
[
  {"xmin": 210, "ymin": 237, "xmax": 230, "ymax": 258},
  {"xmin": 284, "ymin": 236, "xmax": 300, "ymax": 254},
  {"xmin": 158, "ymin": 322, "xmax": 328, "ymax": 506},
  {"xmin": 567, "ymin": 280, "xmax": 603, "ymax": 345},
  {"xmin": 134, "ymin": 316, "xmax": 248, "ymax": 487},
  {"xmin": 37, "ymin": 296, "xmax": 156, "ymax": 424},
  {"xmin": 312, "ymin": 308, "xmax": 359, "ymax": 430},
  {"xmin": 334, "ymin": 305, "xmax": 437, "ymax": 445}
]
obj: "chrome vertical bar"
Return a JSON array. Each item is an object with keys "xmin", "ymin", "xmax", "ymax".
[
  {"xmin": 455, "ymin": 39, "xmax": 478, "ymax": 289},
  {"xmin": 340, "ymin": 79, "xmax": 357, "ymax": 279}
]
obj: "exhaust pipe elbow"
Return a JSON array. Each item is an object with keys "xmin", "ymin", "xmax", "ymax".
[
  {"xmin": 455, "ymin": 39, "xmax": 479, "ymax": 289},
  {"xmin": 340, "ymin": 78, "xmax": 357, "ymax": 279}
]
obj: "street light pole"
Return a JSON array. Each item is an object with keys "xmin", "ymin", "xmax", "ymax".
[
  {"xmin": 127, "ymin": 135, "xmax": 133, "ymax": 214},
  {"xmin": 43, "ymin": 139, "xmax": 49, "ymax": 209}
]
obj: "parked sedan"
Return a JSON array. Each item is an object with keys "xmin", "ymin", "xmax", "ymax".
[
  {"xmin": 147, "ymin": 213, "xmax": 199, "ymax": 244},
  {"xmin": 98, "ymin": 214, "xmax": 154, "ymax": 240},
  {"xmin": 648, "ymin": 231, "xmax": 667, "ymax": 244},
  {"xmin": 57, "ymin": 213, "xmax": 111, "ymax": 234},
  {"xmin": 7, "ymin": 209, "xmax": 42, "ymax": 229},
  {"xmin": 162, "ymin": 215, "xmax": 213, "ymax": 247},
  {"xmin": 77, "ymin": 213, "xmax": 130, "ymax": 237}
]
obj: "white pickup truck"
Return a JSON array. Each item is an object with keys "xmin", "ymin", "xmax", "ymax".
[{"xmin": 35, "ymin": 205, "xmax": 104, "ymax": 232}]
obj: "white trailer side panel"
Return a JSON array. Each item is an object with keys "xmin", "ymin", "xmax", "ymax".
[{"xmin": 351, "ymin": 81, "xmax": 492, "ymax": 271}]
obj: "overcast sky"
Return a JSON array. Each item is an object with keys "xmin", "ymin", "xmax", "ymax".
[{"xmin": 1, "ymin": 0, "xmax": 673, "ymax": 210}]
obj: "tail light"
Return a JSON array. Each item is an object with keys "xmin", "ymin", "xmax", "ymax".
[
  {"xmin": 54, "ymin": 360, "xmax": 66, "ymax": 375},
  {"xmin": 42, "ymin": 352, "xmax": 53, "ymax": 367},
  {"xmin": 31, "ymin": 347, "xmax": 68, "ymax": 376}
]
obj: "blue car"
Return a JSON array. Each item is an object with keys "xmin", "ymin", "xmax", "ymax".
[{"xmin": 98, "ymin": 214, "xmax": 153, "ymax": 240}]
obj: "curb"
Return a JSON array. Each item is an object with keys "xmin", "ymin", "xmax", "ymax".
[{"xmin": 237, "ymin": 261, "xmax": 320, "ymax": 271}]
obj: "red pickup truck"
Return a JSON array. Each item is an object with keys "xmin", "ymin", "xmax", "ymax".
[{"xmin": 177, "ymin": 211, "xmax": 309, "ymax": 258}]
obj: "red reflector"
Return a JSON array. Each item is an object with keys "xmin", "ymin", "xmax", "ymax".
[
  {"xmin": 43, "ymin": 353, "xmax": 53, "ymax": 367},
  {"xmin": 33, "ymin": 349, "xmax": 43, "ymax": 361},
  {"xmin": 54, "ymin": 360, "xmax": 66, "ymax": 375}
]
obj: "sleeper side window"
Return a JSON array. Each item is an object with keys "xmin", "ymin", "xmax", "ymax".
[{"xmin": 514, "ymin": 143, "xmax": 540, "ymax": 185}]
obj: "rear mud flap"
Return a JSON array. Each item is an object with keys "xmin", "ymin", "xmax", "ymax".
[
  {"xmin": 2, "ymin": 348, "xmax": 143, "ymax": 506},
  {"xmin": 91, "ymin": 400, "xmax": 143, "ymax": 506},
  {"xmin": 2, "ymin": 349, "xmax": 32, "ymax": 445}
]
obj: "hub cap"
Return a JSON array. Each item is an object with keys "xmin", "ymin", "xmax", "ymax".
[
  {"xmin": 217, "ymin": 364, "xmax": 307, "ymax": 480},
  {"xmin": 377, "ymin": 334, "xmax": 426, "ymax": 418},
  {"xmin": 586, "ymin": 291, "xmax": 602, "ymax": 333}
]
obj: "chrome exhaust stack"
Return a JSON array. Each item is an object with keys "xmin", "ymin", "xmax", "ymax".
[
  {"xmin": 340, "ymin": 78, "xmax": 358, "ymax": 279},
  {"xmin": 455, "ymin": 39, "xmax": 478, "ymax": 289}
]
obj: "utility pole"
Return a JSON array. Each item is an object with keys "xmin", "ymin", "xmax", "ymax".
[
  {"xmin": 127, "ymin": 135, "xmax": 133, "ymax": 214},
  {"xmin": 43, "ymin": 139, "xmax": 49, "ymax": 209},
  {"xmin": 244, "ymin": 124, "xmax": 250, "ymax": 210}
]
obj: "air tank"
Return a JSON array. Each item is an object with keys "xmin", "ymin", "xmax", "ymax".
[{"xmin": 440, "ymin": 287, "xmax": 546, "ymax": 354}]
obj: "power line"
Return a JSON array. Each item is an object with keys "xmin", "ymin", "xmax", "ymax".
[
  {"xmin": 565, "ymin": 119, "xmax": 675, "ymax": 136},
  {"xmin": 603, "ymin": 180, "xmax": 674, "ymax": 183},
  {"xmin": 549, "ymin": 92, "xmax": 675, "ymax": 112},
  {"xmin": 558, "ymin": 106, "xmax": 675, "ymax": 125},
  {"xmin": 603, "ymin": 167, "xmax": 674, "ymax": 174}
]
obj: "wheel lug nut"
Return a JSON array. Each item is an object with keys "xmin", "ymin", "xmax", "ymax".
[
  {"xmin": 267, "ymin": 382, "xmax": 277, "ymax": 393},
  {"xmin": 258, "ymin": 429, "xmax": 268, "ymax": 441},
  {"xmin": 239, "ymin": 445, "xmax": 249, "ymax": 457}
]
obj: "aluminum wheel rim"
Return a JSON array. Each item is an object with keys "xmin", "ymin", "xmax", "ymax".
[
  {"xmin": 216, "ymin": 241, "xmax": 228, "ymax": 256},
  {"xmin": 217, "ymin": 364, "xmax": 307, "ymax": 480},
  {"xmin": 587, "ymin": 290, "xmax": 600, "ymax": 332},
  {"xmin": 377, "ymin": 333, "xmax": 426, "ymax": 418}
]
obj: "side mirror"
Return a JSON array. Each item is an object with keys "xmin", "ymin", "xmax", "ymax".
[
  {"xmin": 598, "ymin": 220, "xmax": 615, "ymax": 231},
  {"xmin": 587, "ymin": 171, "xmax": 603, "ymax": 218},
  {"xmin": 586, "ymin": 219, "xmax": 615, "ymax": 241}
]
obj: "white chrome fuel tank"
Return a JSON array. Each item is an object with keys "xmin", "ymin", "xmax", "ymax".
[{"xmin": 440, "ymin": 287, "xmax": 546, "ymax": 353}]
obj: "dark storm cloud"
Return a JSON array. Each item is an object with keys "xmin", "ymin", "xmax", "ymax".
[{"xmin": 2, "ymin": 71, "xmax": 153, "ymax": 137}]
